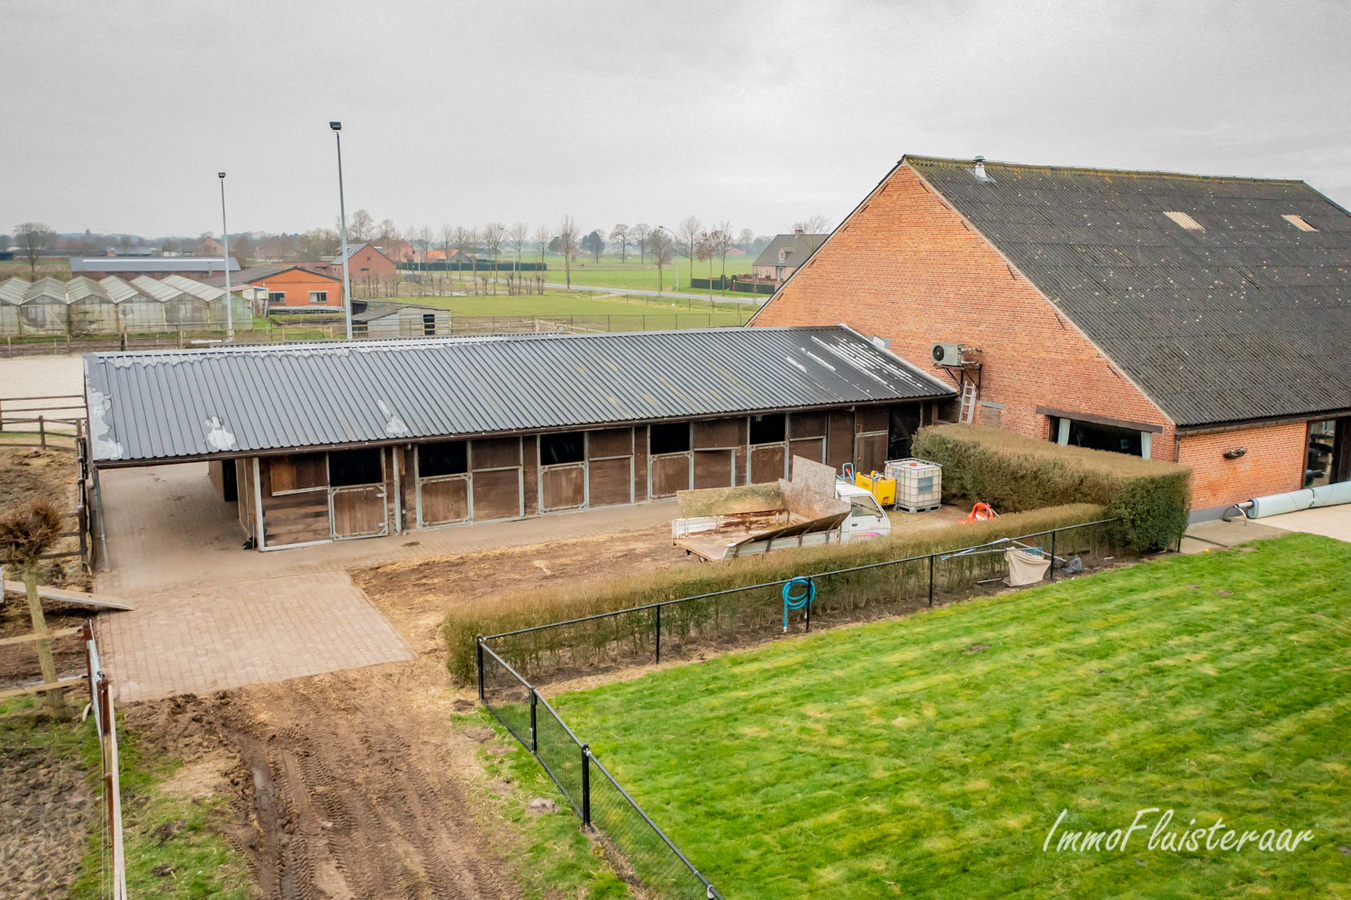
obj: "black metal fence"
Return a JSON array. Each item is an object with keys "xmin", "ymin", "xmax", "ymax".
[
  {"xmin": 482, "ymin": 518, "xmax": 1120, "ymax": 684},
  {"xmin": 479, "ymin": 642, "xmax": 725, "ymax": 899},
  {"xmin": 477, "ymin": 518, "xmax": 1120, "ymax": 896}
]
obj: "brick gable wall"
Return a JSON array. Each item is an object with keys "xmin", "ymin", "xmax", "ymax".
[{"xmin": 751, "ymin": 163, "xmax": 1313, "ymax": 511}]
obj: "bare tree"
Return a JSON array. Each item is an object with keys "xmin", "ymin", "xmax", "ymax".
[
  {"xmin": 349, "ymin": 209, "xmax": 375, "ymax": 242},
  {"xmin": 376, "ymin": 218, "xmax": 398, "ymax": 244},
  {"xmin": 737, "ymin": 227, "xmax": 754, "ymax": 248},
  {"xmin": 792, "ymin": 214, "xmax": 833, "ymax": 234},
  {"xmin": 677, "ymin": 216, "xmax": 702, "ymax": 291},
  {"xmin": 438, "ymin": 225, "xmax": 458, "ymax": 294},
  {"xmin": 609, "ymin": 224, "xmax": 631, "ymax": 263},
  {"xmin": 455, "ymin": 227, "xmax": 479, "ymax": 292},
  {"xmin": 695, "ymin": 231, "xmax": 717, "ymax": 301},
  {"xmin": 482, "ymin": 222, "xmax": 506, "ymax": 291},
  {"xmin": 648, "ymin": 227, "xmax": 675, "ymax": 292},
  {"xmin": 632, "ymin": 223, "xmax": 651, "ymax": 263},
  {"xmin": 533, "ymin": 225, "xmax": 552, "ymax": 266},
  {"xmin": 508, "ymin": 222, "xmax": 529, "ymax": 284},
  {"xmin": 712, "ymin": 222, "xmax": 734, "ymax": 295},
  {"xmin": 15, "ymin": 222, "xmax": 54, "ymax": 277},
  {"xmin": 557, "ymin": 216, "xmax": 580, "ymax": 289}
]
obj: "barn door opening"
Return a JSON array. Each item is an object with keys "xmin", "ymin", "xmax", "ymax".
[
  {"xmin": 328, "ymin": 448, "xmax": 387, "ymax": 539},
  {"xmin": 540, "ymin": 432, "xmax": 587, "ymax": 513},
  {"xmin": 416, "ymin": 441, "xmax": 470, "ymax": 527},
  {"xmin": 648, "ymin": 422, "xmax": 692, "ymax": 499}
]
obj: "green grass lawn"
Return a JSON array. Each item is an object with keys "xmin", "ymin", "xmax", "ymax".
[{"xmin": 551, "ymin": 534, "xmax": 1351, "ymax": 898}]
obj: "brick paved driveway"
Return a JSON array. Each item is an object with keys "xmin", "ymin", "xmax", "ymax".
[{"xmin": 94, "ymin": 463, "xmax": 674, "ymax": 701}]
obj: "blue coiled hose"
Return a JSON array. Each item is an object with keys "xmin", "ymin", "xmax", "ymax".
[{"xmin": 783, "ymin": 576, "xmax": 816, "ymax": 632}]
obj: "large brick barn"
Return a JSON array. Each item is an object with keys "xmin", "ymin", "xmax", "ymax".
[
  {"xmin": 83, "ymin": 327, "xmax": 952, "ymax": 550},
  {"xmin": 751, "ymin": 155, "xmax": 1351, "ymax": 517}
]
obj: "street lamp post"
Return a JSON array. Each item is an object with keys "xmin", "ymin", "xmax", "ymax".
[
  {"xmin": 218, "ymin": 172, "xmax": 233, "ymax": 340},
  {"xmin": 657, "ymin": 224, "xmax": 678, "ymax": 294},
  {"xmin": 330, "ymin": 121, "xmax": 354, "ymax": 340}
]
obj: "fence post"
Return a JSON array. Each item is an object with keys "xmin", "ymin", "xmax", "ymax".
[
  {"xmin": 39, "ymin": 415, "xmax": 46, "ymax": 449},
  {"xmin": 1049, "ymin": 529, "xmax": 1057, "ymax": 582},
  {"xmin": 476, "ymin": 636, "xmax": 485, "ymax": 702},
  {"xmin": 581, "ymin": 744, "xmax": 591, "ymax": 829},
  {"xmin": 529, "ymin": 688, "xmax": 538, "ymax": 753},
  {"xmin": 928, "ymin": 553, "xmax": 935, "ymax": 607},
  {"xmin": 0, "ymin": 396, "xmax": 4, "ymax": 432},
  {"xmin": 655, "ymin": 604, "xmax": 661, "ymax": 664},
  {"xmin": 805, "ymin": 577, "xmax": 814, "ymax": 632}
]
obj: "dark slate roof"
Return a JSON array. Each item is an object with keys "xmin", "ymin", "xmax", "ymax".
[
  {"xmin": 753, "ymin": 233, "xmax": 829, "ymax": 269},
  {"xmin": 83, "ymin": 326, "xmax": 952, "ymax": 464},
  {"xmin": 907, "ymin": 156, "xmax": 1351, "ymax": 427}
]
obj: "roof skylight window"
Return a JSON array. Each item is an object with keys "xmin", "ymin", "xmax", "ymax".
[
  {"xmin": 1164, "ymin": 211, "xmax": 1204, "ymax": 231},
  {"xmin": 1282, "ymin": 214, "xmax": 1317, "ymax": 232}
]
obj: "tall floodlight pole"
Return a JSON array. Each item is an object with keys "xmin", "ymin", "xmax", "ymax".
[
  {"xmin": 658, "ymin": 224, "xmax": 678, "ymax": 294},
  {"xmin": 330, "ymin": 121, "xmax": 354, "ymax": 340},
  {"xmin": 218, "ymin": 172, "xmax": 233, "ymax": 340}
]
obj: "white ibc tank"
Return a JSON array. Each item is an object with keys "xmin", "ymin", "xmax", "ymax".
[{"xmin": 885, "ymin": 458, "xmax": 942, "ymax": 512}]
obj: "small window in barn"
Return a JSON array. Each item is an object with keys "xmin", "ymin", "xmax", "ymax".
[
  {"xmin": 270, "ymin": 452, "xmax": 327, "ymax": 493},
  {"xmin": 1282, "ymin": 214, "xmax": 1317, "ymax": 232},
  {"xmin": 649, "ymin": 422, "xmax": 690, "ymax": 455},
  {"xmin": 540, "ymin": 432, "xmax": 585, "ymax": 466},
  {"xmin": 1164, "ymin": 211, "xmax": 1204, "ymax": 231},
  {"xmin": 329, "ymin": 448, "xmax": 383, "ymax": 487},
  {"xmin": 267, "ymin": 291, "xmax": 285, "ymax": 304},
  {"xmin": 309, "ymin": 290, "xmax": 329, "ymax": 304},
  {"xmin": 417, "ymin": 441, "xmax": 467, "ymax": 477},
  {"xmin": 749, "ymin": 413, "xmax": 786, "ymax": 445}
]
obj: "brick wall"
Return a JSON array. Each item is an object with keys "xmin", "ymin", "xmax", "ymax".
[
  {"xmin": 753, "ymin": 163, "xmax": 1177, "ymax": 456},
  {"xmin": 1178, "ymin": 422, "xmax": 1307, "ymax": 510}
]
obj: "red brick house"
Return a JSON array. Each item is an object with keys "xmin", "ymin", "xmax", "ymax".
[
  {"xmin": 751, "ymin": 229, "xmax": 828, "ymax": 282},
  {"xmin": 306, "ymin": 243, "xmax": 398, "ymax": 298},
  {"xmin": 213, "ymin": 265, "xmax": 344, "ymax": 312},
  {"xmin": 751, "ymin": 155, "xmax": 1351, "ymax": 517}
]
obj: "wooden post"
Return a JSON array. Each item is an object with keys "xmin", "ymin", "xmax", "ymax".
[
  {"xmin": 39, "ymin": 415, "xmax": 46, "ymax": 449},
  {"xmin": 24, "ymin": 569, "xmax": 64, "ymax": 712}
]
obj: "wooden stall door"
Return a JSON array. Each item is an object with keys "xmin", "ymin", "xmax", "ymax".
[
  {"xmin": 330, "ymin": 485, "xmax": 388, "ymax": 539},
  {"xmin": 541, "ymin": 464, "xmax": 586, "ymax": 512},
  {"xmin": 649, "ymin": 454, "xmax": 690, "ymax": 498},
  {"xmin": 418, "ymin": 476, "xmax": 469, "ymax": 526},
  {"xmin": 587, "ymin": 428, "xmax": 635, "ymax": 508},
  {"xmin": 749, "ymin": 445, "xmax": 786, "ymax": 484},
  {"xmin": 471, "ymin": 437, "xmax": 524, "ymax": 521},
  {"xmin": 788, "ymin": 412, "xmax": 827, "ymax": 465},
  {"xmin": 855, "ymin": 406, "xmax": 890, "ymax": 474}
]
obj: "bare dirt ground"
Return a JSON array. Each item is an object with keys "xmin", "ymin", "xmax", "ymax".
[
  {"xmin": 114, "ymin": 526, "xmax": 695, "ymax": 899},
  {"xmin": 0, "ymin": 447, "xmax": 88, "ymax": 589},
  {"xmin": 0, "ymin": 727, "xmax": 94, "ymax": 899}
]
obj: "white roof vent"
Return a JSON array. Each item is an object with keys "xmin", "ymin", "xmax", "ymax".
[{"xmin": 969, "ymin": 156, "xmax": 995, "ymax": 183}]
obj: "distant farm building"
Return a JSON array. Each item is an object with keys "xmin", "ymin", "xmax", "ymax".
[
  {"xmin": 69, "ymin": 256, "xmax": 241, "ymax": 280},
  {"xmin": 207, "ymin": 265, "xmax": 344, "ymax": 313},
  {"xmin": 304, "ymin": 243, "xmax": 399, "ymax": 297},
  {"xmin": 0, "ymin": 274, "xmax": 252, "ymax": 336},
  {"xmin": 752, "ymin": 230, "xmax": 829, "ymax": 283},
  {"xmin": 351, "ymin": 301, "xmax": 450, "ymax": 338},
  {"xmin": 83, "ymin": 327, "xmax": 953, "ymax": 550}
]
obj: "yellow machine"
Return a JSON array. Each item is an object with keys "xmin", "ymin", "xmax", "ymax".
[{"xmin": 854, "ymin": 470, "xmax": 896, "ymax": 507}]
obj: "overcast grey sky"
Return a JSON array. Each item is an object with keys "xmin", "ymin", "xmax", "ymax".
[{"xmin": 4, "ymin": 0, "xmax": 1349, "ymax": 238}]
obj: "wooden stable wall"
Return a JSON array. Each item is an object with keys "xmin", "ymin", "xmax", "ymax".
[{"xmin": 224, "ymin": 402, "xmax": 929, "ymax": 549}]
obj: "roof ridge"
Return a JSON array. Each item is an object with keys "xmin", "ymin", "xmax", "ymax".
[{"xmin": 902, "ymin": 154, "xmax": 1309, "ymax": 187}]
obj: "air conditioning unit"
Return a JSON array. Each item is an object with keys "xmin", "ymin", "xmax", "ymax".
[{"xmin": 931, "ymin": 342, "xmax": 964, "ymax": 366}]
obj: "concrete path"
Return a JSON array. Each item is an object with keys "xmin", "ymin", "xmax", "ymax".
[
  {"xmin": 1181, "ymin": 517, "xmax": 1288, "ymax": 554},
  {"xmin": 93, "ymin": 463, "xmax": 676, "ymax": 701},
  {"xmin": 1260, "ymin": 503, "xmax": 1351, "ymax": 543}
]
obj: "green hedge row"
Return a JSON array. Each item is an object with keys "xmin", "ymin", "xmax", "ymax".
[
  {"xmin": 911, "ymin": 424, "xmax": 1191, "ymax": 553},
  {"xmin": 448, "ymin": 503, "xmax": 1110, "ymax": 683}
]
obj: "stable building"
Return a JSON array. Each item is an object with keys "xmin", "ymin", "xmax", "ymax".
[
  {"xmin": 751, "ymin": 155, "xmax": 1351, "ymax": 516},
  {"xmin": 83, "ymin": 327, "xmax": 952, "ymax": 550}
]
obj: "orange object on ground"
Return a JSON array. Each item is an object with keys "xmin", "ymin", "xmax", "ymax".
[{"xmin": 966, "ymin": 502, "xmax": 998, "ymax": 523}]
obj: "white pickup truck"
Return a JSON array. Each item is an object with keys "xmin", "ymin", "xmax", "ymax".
[{"xmin": 671, "ymin": 458, "xmax": 891, "ymax": 561}]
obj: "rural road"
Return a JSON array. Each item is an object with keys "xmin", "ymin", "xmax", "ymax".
[{"xmin": 543, "ymin": 281, "xmax": 768, "ymax": 305}]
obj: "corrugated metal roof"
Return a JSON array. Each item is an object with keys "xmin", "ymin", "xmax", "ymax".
[
  {"xmin": 70, "ymin": 257, "xmax": 241, "ymax": 274},
  {"xmin": 162, "ymin": 274, "xmax": 228, "ymax": 302},
  {"xmin": 908, "ymin": 156, "xmax": 1351, "ymax": 427},
  {"xmin": 83, "ymin": 326, "xmax": 953, "ymax": 464},
  {"xmin": 0, "ymin": 277, "xmax": 29, "ymax": 305},
  {"xmin": 129, "ymin": 276, "xmax": 185, "ymax": 302}
]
